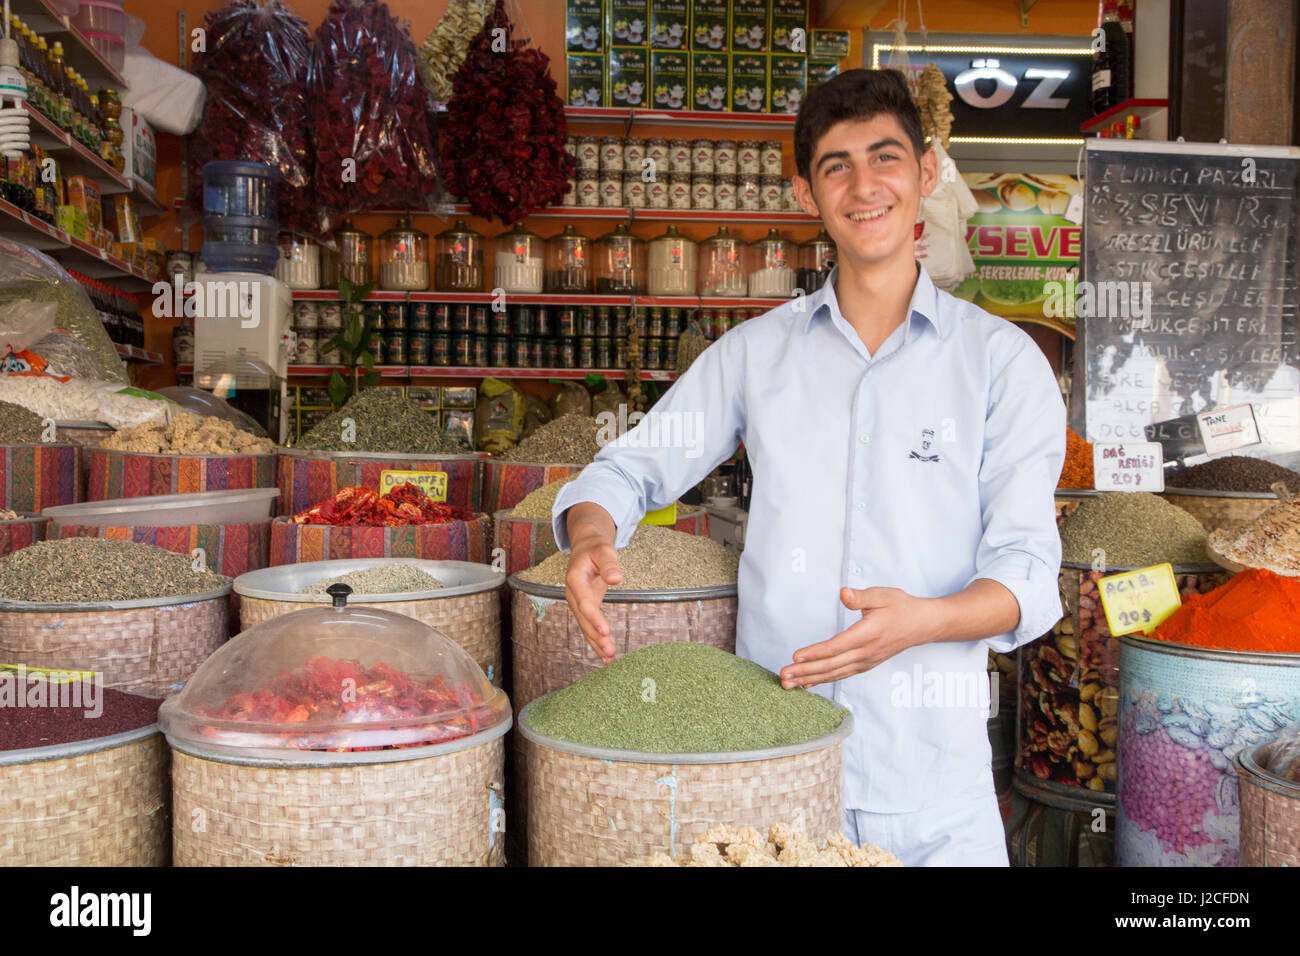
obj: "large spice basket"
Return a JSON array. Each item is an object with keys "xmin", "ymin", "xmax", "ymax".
[
  {"xmin": 0, "ymin": 586, "xmax": 232, "ymax": 697},
  {"xmin": 277, "ymin": 449, "xmax": 483, "ymax": 517},
  {"xmin": 1116, "ymin": 635, "xmax": 1300, "ymax": 866},
  {"xmin": 518, "ymin": 703, "xmax": 851, "ymax": 866},
  {"xmin": 507, "ymin": 577, "xmax": 738, "ymax": 709},
  {"xmin": 0, "ymin": 442, "xmax": 81, "ymax": 511},
  {"xmin": 269, "ymin": 513, "xmax": 492, "ymax": 565},
  {"xmin": 1236, "ymin": 731, "xmax": 1300, "ymax": 866},
  {"xmin": 483, "ymin": 460, "xmax": 584, "ymax": 515},
  {"xmin": 0, "ymin": 724, "xmax": 169, "ymax": 866},
  {"xmin": 235, "ymin": 559, "xmax": 506, "ymax": 685},
  {"xmin": 493, "ymin": 506, "xmax": 710, "ymax": 576},
  {"xmin": 1016, "ymin": 561, "xmax": 1225, "ymax": 803},
  {"xmin": 161, "ymin": 600, "xmax": 512, "ymax": 866},
  {"xmin": 1159, "ymin": 488, "xmax": 1284, "ymax": 531},
  {"xmin": 86, "ymin": 449, "xmax": 276, "ymax": 500}
]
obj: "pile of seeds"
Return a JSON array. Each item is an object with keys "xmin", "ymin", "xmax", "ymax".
[
  {"xmin": 0, "ymin": 399, "xmax": 48, "ymax": 444},
  {"xmin": 1060, "ymin": 492, "xmax": 1210, "ymax": 567},
  {"xmin": 509, "ymin": 476, "xmax": 578, "ymax": 519},
  {"xmin": 524, "ymin": 643, "xmax": 846, "ymax": 752},
  {"xmin": 631, "ymin": 823, "xmax": 901, "ymax": 867},
  {"xmin": 0, "ymin": 539, "xmax": 228, "ymax": 603},
  {"xmin": 518, "ymin": 525, "xmax": 738, "ymax": 590},
  {"xmin": 299, "ymin": 564, "xmax": 445, "ymax": 595},
  {"xmin": 0, "ymin": 678, "xmax": 160, "ymax": 750},
  {"xmin": 103, "ymin": 411, "xmax": 274, "ymax": 455},
  {"xmin": 296, "ymin": 388, "xmax": 462, "ymax": 454},
  {"xmin": 1208, "ymin": 498, "xmax": 1300, "ymax": 575},
  {"xmin": 500, "ymin": 414, "xmax": 601, "ymax": 464},
  {"xmin": 0, "ymin": 509, "xmax": 20, "ymax": 521},
  {"xmin": 1165, "ymin": 455, "xmax": 1300, "ymax": 494}
]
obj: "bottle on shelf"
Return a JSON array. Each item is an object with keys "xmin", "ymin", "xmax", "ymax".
[
  {"xmin": 1091, "ymin": 0, "xmax": 1130, "ymax": 116},
  {"xmin": 49, "ymin": 41, "xmax": 71, "ymax": 132}
]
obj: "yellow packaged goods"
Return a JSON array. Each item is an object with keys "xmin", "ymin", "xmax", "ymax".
[
  {"xmin": 628, "ymin": 823, "xmax": 902, "ymax": 867},
  {"xmin": 102, "ymin": 411, "xmax": 274, "ymax": 455},
  {"xmin": 474, "ymin": 377, "xmax": 526, "ymax": 454},
  {"xmin": 112, "ymin": 194, "xmax": 142, "ymax": 243},
  {"xmin": 65, "ymin": 176, "xmax": 103, "ymax": 231}
]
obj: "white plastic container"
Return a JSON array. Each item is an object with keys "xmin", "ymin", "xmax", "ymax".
[{"xmin": 44, "ymin": 488, "xmax": 280, "ymax": 528}]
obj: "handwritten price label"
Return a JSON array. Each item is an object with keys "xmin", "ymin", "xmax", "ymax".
[
  {"xmin": 1093, "ymin": 441, "xmax": 1165, "ymax": 492},
  {"xmin": 379, "ymin": 470, "xmax": 448, "ymax": 502},
  {"xmin": 1196, "ymin": 404, "xmax": 1261, "ymax": 455},
  {"xmin": 639, "ymin": 503, "xmax": 678, "ymax": 526},
  {"xmin": 1098, "ymin": 564, "xmax": 1182, "ymax": 637}
]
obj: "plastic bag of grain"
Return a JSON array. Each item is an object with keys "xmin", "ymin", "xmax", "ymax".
[
  {"xmin": 550, "ymin": 382, "xmax": 590, "ymax": 419},
  {"xmin": 475, "ymin": 377, "xmax": 525, "ymax": 454}
]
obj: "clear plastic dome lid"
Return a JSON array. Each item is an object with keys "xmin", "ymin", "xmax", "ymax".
[
  {"xmin": 159, "ymin": 587, "xmax": 509, "ymax": 757},
  {"xmin": 1247, "ymin": 722, "xmax": 1300, "ymax": 786}
]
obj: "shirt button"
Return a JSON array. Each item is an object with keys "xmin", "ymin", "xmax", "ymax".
[
  {"xmin": 852, "ymin": 565, "xmax": 862, "ymax": 575},
  {"xmin": 858, "ymin": 434, "xmax": 871, "ymax": 444},
  {"xmin": 855, "ymin": 501, "xmax": 866, "ymax": 511}
]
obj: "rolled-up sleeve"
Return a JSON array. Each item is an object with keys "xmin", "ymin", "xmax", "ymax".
[
  {"xmin": 971, "ymin": 331, "xmax": 1066, "ymax": 652},
  {"xmin": 552, "ymin": 329, "xmax": 748, "ymax": 551}
]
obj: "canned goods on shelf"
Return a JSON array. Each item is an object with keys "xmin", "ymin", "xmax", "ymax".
[
  {"xmin": 385, "ymin": 332, "xmax": 407, "ymax": 366},
  {"xmin": 664, "ymin": 308, "xmax": 682, "ymax": 337},
  {"xmin": 614, "ymin": 306, "xmax": 630, "ymax": 338},
  {"xmin": 452, "ymin": 333, "xmax": 471, "ymax": 366},
  {"xmin": 383, "ymin": 302, "xmax": 407, "ymax": 331},
  {"xmin": 558, "ymin": 339, "xmax": 577, "ymax": 368},
  {"xmin": 295, "ymin": 328, "xmax": 318, "ymax": 364},
  {"xmin": 614, "ymin": 340, "xmax": 626, "ymax": 368},
  {"xmin": 542, "ymin": 340, "xmax": 558, "ymax": 368},
  {"xmin": 408, "ymin": 331, "xmax": 430, "ymax": 365},
  {"xmin": 646, "ymin": 308, "xmax": 665, "ymax": 338},
  {"xmin": 595, "ymin": 337, "xmax": 612, "ymax": 369},
  {"xmin": 643, "ymin": 338, "xmax": 662, "ymax": 370},
  {"xmin": 366, "ymin": 338, "xmax": 383, "ymax": 363},
  {"xmin": 471, "ymin": 305, "xmax": 490, "ymax": 336},
  {"xmin": 432, "ymin": 333, "xmax": 451, "ymax": 366},
  {"xmin": 319, "ymin": 303, "xmax": 343, "ymax": 330},
  {"xmin": 511, "ymin": 338, "xmax": 529, "ymax": 368},
  {"xmin": 513, "ymin": 305, "xmax": 534, "ymax": 337},
  {"xmin": 471, "ymin": 335, "xmax": 489, "ymax": 368},
  {"xmin": 431, "ymin": 303, "xmax": 451, "ymax": 333},
  {"xmin": 596, "ymin": 306, "xmax": 613, "ymax": 337},
  {"xmin": 578, "ymin": 337, "xmax": 595, "ymax": 369},
  {"xmin": 451, "ymin": 304, "xmax": 470, "ymax": 334},
  {"xmin": 579, "ymin": 307, "xmax": 597, "ymax": 338},
  {"xmin": 490, "ymin": 336, "xmax": 509, "ymax": 368},
  {"xmin": 293, "ymin": 301, "xmax": 320, "ymax": 329},
  {"xmin": 491, "ymin": 304, "xmax": 510, "ymax": 336},
  {"xmin": 530, "ymin": 338, "xmax": 546, "ymax": 369},
  {"xmin": 535, "ymin": 306, "xmax": 552, "ymax": 337},
  {"xmin": 410, "ymin": 302, "xmax": 432, "ymax": 332},
  {"xmin": 557, "ymin": 306, "xmax": 578, "ymax": 338},
  {"xmin": 665, "ymin": 339, "xmax": 678, "ymax": 369}
]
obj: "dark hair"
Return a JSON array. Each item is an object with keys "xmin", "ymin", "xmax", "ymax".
[{"xmin": 794, "ymin": 69, "xmax": 926, "ymax": 180}]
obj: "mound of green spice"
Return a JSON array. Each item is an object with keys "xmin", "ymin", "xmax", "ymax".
[
  {"xmin": 524, "ymin": 643, "xmax": 847, "ymax": 753},
  {"xmin": 296, "ymin": 388, "xmax": 462, "ymax": 454},
  {"xmin": 1060, "ymin": 492, "xmax": 1209, "ymax": 567}
]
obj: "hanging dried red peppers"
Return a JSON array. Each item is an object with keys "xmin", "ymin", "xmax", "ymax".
[{"xmin": 439, "ymin": 0, "xmax": 576, "ymax": 224}]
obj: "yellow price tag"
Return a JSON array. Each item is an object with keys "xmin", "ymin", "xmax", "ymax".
[
  {"xmin": 1097, "ymin": 564, "xmax": 1182, "ymax": 637},
  {"xmin": 639, "ymin": 503, "xmax": 678, "ymax": 526},
  {"xmin": 379, "ymin": 470, "xmax": 448, "ymax": 502},
  {"xmin": 0, "ymin": 663, "xmax": 97, "ymax": 684}
]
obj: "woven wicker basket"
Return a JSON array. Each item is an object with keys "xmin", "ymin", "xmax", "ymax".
[
  {"xmin": 168, "ymin": 721, "xmax": 509, "ymax": 866},
  {"xmin": 0, "ymin": 588, "xmax": 232, "ymax": 697},
  {"xmin": 1160, "ymin": 489, "xmax": 1282, "ymax": 531},
  {"xmin": 0, "ymin": 513, "xmax": 49, "ymax": 558},
  {"xmin": 518, "ymin": 706, "xmax": 850, "ymax": 866},
  {"xmin": 0, "ymin": 725, "xmax": 169, "ymax": 866},
  {"xmin": 493, "ymin": 507, "xmax": 711, "ymax": 576},
  {"xmin": 508, "ymin": 577, "xmax": 738, "ymax": 710},
  {"xmin": 269, "ymin": 513, "xmax": 492, "ymax": 566},
  {"xmin": 86, "ymin": 449, "xmax": 276, "ymax": 501},
  {"xmin": 277, "ymin": 450, "xmax": 484, "ymax": 517},
  {"xmin": 1236, "ymin": 744, "xmax": 1300, "ymax": 866},
  {"xmin": 235, "ymin": 559, "xmax": 506, "ymax": 685},
  {"xmin": 0, "ymin": 443, "xmax": 81, "ymax": 511},
  {"xmin": 483, "ymin": 460, "xmax": 583, "ymax": 515}
]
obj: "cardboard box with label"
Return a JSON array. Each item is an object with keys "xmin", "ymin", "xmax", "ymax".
[
  {"xmin": 731, "ymin": 0, "xmax": 769, "ymax": 52},
  {"xmin": 650, "ymin": 50, "xmax": 689, "ymax": 109},
  {"xmin": 807, "ymin": 57, "xmax": 840, "ymax": 92},
  {"xmin": 607, "ymin": 0, "xmax": 648, "ymax": 46},
  {"xmin": 730, "ymin": 53, "xmax": 768, "ymax": 112},
  {"xmin": 811, "ymin": 28, "xmax": 850, "ymax": 57},
  {"xmin": 649, "ymin": 0, "xmax": 687, "ymax": 49},
  {"xmin": 769, "ymin": 54, "xmax": 806, "ymax": 114},
  {"xmin": 690, "ymin": 51, "xmax": 730, "ymax": 111},
  {"xmin": 769, "ymin": 0, "xmax": 807, "ymax": 54},
  {"xmin": 567, "ymin": 53, "xmax": 606, "ymax": 106},
  {"xmin": 566, "ymin": 0, "xmax": 604, "ymax": 52},
  {"xmin": 690, "ymin": 0, "xmax": 729, "ymax": 51},
  {"xmin": 120, "ymin": 108, "xmax": 157, "ymax": 192},
  {"xmin": 609, "ymin": 46, "xmax": 649, "ymax": 108}
]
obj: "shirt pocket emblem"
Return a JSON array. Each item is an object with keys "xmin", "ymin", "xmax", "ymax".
[{"xmin": 907, "ymin": 427, "xmax": 941, "ymax": 463}]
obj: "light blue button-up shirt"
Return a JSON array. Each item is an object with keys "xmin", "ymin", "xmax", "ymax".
[{"xmin": 553, "ymin": 263, "xmax": 1065, "ymax": 812}]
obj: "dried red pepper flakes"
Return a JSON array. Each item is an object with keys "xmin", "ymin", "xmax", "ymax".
[
  {"xmin": 199, "ymin": 656, "xmax": 499, "ymax": 751},
  {"xmin": 292, "ymin": 483, "xmax": 471, "ymax": 526},
  {"xmin": 186, "ymin": 0, "xmax": 316, "ymax": 237},
  {"xmin": 439, "ymin": 0, "xmax": 576, "ymax": 225},
  {"xmin": 307, "ymin": 0, "xmax": 442, "ymax": 236}
]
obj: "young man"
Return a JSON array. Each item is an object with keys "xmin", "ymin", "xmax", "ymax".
[{"xmin": 552, "ymin": 69, "xmax": 1065, "ymax": 866}]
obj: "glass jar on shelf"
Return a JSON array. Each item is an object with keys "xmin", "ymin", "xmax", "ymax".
[
  {"xmin": 493, "ymin": 223, "xmax": 544, "ymax": 294},
  {"xmin": 377, "ymin": 215, "xmax": 429, "ymax": 291},
  {"xmin": 545, "ymin": 224, "xmax": 592, "ymax": 294},
  {"xmin": 699, "ymin": 226, "xmax": 746, "ymax": 297},
  {"xmin": 747, "ymin": 229, "xmax": 796, "ymax": 298},
  {"xmin": 798, "ymin": 229, "xmax": 836, "ymax": 293},
  {"xmin": 647, "ymin": 225, "xmax": 698, "ymax": 297},
  {"xmin": 433, "ymin": 219, "xmax": 485, "ymax": 292},
  {"xmin": 594, "ymin": 222, "xmax": 646, "ymax": 295},
  {"xmin": 334, "ymin": 219, "xmax": 373, "ymax": 287}
]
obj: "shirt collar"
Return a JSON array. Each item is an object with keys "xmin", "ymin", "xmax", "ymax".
[{"xmin": 798, "ymin": 262, "xmax": 949, "ymax": 340}]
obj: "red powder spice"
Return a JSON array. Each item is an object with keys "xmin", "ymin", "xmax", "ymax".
[
  {"xmin": 1151, "ymin": 569, "xmax": 1300, "ymax": 652},
  {"xmin": 1058, "ymin": 428, "xmax": 1095, "ymax": 489},
  {"xmin": 1, "ymin": 679, "xmax": 160, "ymax": 751}
]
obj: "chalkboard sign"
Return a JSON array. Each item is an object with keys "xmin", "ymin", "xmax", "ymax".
[{"xmin": 1074, "ymin": 139, "xmax": 1300, "ymax": 469}]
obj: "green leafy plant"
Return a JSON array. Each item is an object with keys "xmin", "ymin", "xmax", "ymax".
[{"xmin": 321, "ymin": 275, "xmax": 382, "ymax": 408}]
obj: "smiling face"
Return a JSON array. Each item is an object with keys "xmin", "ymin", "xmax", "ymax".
[{"xmin": 793, "ymin": 114, "xmax": 937, "ymax": 275}]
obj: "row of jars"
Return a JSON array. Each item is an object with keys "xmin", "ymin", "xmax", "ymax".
[
  {"xmin": 568, "ymin": 171, "xmax": 796, "ymax": 212},
  {"xmin": 276, "ymin": 220, "xmax": 835, "ymax": 298},
  {"xmin": 570, "ymin": 136, "xmax": 785, "ymax": 178}
]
